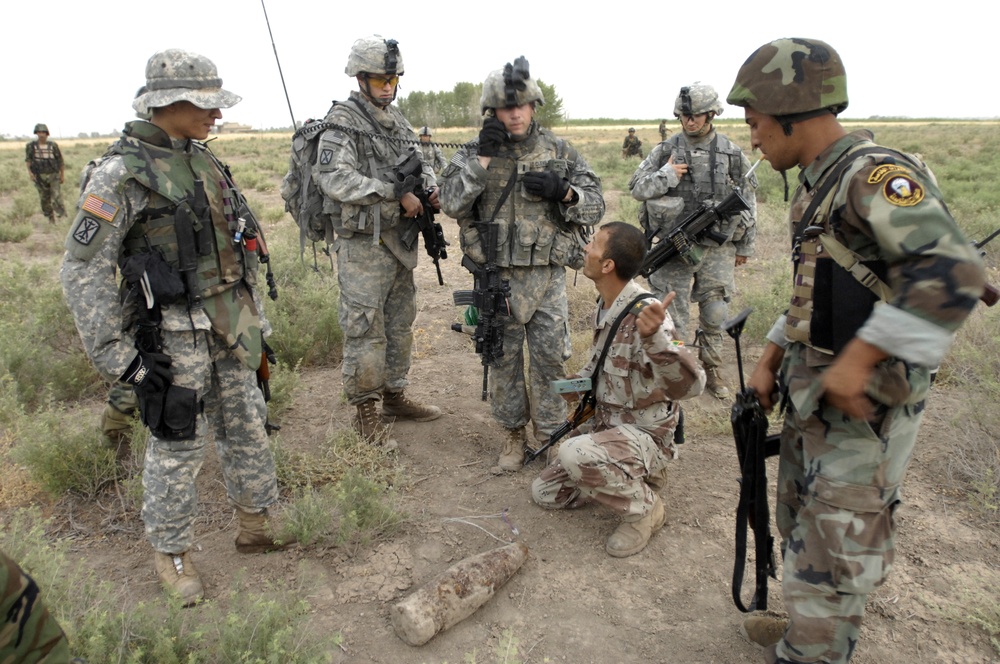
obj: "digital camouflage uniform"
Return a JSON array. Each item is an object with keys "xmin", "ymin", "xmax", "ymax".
[
  {"xmin": 315, "ymin": 90, "xmax": 435, "ymax": 405},
  {"xmin": 621, "ymin": 132, "xmax": 643, "ymax": 158},
  {"xmin": 419, "ymin": 142, "xmax": 447, "ymax": 175},
  {"xmin": 60, "ymin": 119, "xmax": 279, "ymax": 557},
  {"xmin": 629, "ymin": 126, "xmax": 756, "ymax": 373},
  {"xmin": 0, "ymin": 551, "xmax": 75, "ymax": 663},
  {"xmin": 439, "ymin": 120, "xmax": 604, "ymax": 446},
  {"xmin": 532, "ymin": 280, "xmax": 704, "ymax": 519},
  {"xmin": 727, "ymin": 38, "xmax": 986, "ymax": 664},
  {"xmin": 25, "ymin": 130, "xmax": 66, "ymax": 221}
]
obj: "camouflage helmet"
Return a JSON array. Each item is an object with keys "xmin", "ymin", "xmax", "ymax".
[
  {"xmin": 33, "ymin": 123, "xmax": 49, "ymax": 134},
  {"xmin": 132, "ymin": 49, "xmax": 241, "ymax": 116},
  {"xmin": 420, "ymin": 126, "xmax": 432, "ymax": 136},
  {"xmin": 727, "ymin": 38, "xmax": 848, "ymax": 117},
  {"xmin": 628, "ymin": 127, "xmax": 635, "ymax": 132},
  {"xmin": 480, "ymin": 56, "xmax": 545, "ymax": 114},
  {"xmin": 673, "ymin": 83, "xmax": 724, "ymax": 117},
  {"xmin": 345, "ymin": 35, "xmax": 404, "ymax": 76}
]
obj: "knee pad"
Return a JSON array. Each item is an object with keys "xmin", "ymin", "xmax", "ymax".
[{"xmin": 700, "ymin": 298, "xmax": 729, "ymax": 330}]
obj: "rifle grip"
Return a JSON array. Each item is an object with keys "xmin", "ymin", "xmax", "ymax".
[{"xmin": 981, "ymin": 282, "xmax": 999, "ymax": 307}]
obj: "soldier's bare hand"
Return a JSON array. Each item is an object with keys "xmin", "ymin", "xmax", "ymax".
[
  {"xmin": 667, "ymin": 155, "xmax": 688, "ymax": 178},
  {"xmin": 820, "ymin": 338, "xmax": 888, "ymax": 421},
  {"xmin": 735, "ymin": 255, "xmax": 748, "ymax": 267},
  {"xmin": 427, "ymin": 186, "xmax": 441, "ymax": 211},
  {"xmin": 637, "ymin": 291, "xmax": 676, "ymax": 339},
  {"xmin": 400, "ymin": 192, "xmax": 423, "ymax": 218}
]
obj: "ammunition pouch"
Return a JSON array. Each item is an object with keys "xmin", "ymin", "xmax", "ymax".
[
  {"xmin": 811, "ymin": 256, "xmax": 887, "ymax": 355},
  {"xmin": 140, "ymin": 384, "xmax": 201, "ymax": 441}
]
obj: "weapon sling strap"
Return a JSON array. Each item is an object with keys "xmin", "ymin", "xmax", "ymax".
[
  {"xmin": 582, "ymin": 294, "xmax": 657, "ymax": 413},
  {"xmin": 474, "ymin": 167, "xmax": 519, "ymax": 259}
]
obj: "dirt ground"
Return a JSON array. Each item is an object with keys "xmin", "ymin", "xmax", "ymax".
[{"xmin": 17, "ymin": 207, "xmax": 994, "ymax": 664}]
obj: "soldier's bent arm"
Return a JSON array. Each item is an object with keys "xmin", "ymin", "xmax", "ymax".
[
  {"xmin": 629, "ymin": 142, "xmax": 679, "ymax": 201},
  {"xmin": 438, "ymin": 148, "xmax": 488, "ymax": 221},
  {"xmin": 60, "ymin": 161, "xmax": 147, "ymax": 380},
  {"xmin": 314, "ymin": 126, "xmax": 394, "ymax": 207},
  {"xmin": 562, "ymin": 152, "xmax": 604, "ymax": 225}
]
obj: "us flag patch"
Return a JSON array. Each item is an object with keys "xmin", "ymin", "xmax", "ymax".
[
  {"xmin": 72, "ymin": 217, "xmax": 101, "ymax": 245},
  {"xmin": 81, "ymin": 194, "xmax": 118, "ymax": 222}
]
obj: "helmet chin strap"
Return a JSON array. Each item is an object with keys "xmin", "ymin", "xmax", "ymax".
[
  {"xmin": 683, "ymin": 112, "xmax": 715, "ymax": 138},
  {"xmin": 359, "ymin": 77, "xmax": 397, "ymax": 108}
]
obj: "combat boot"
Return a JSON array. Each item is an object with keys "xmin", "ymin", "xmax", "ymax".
[
  {"xmin": 353, "ymin": 399, "xmax": 398, "ymax": 450},
  {"xmin": 100, "ymin": 404, "xmax": 133, "ymax": 463},
  {"xmin": 704, "ymin": 366, "xmax": 730, "ymax": 399},
  {"xmin": 606, "ymin": 494, "xmax": 665, "ymax": 557},
  {"xmin": 740, "ymin": 614, "xmax": 788, "ymax": 648},
  {"xmin": 235, "ymin": 508, "xmax": 297, "ymax": 553},
  {"xmin": 48, "ymin": 213, "xmax": 56, "ymax": 225},
  {"xmin": 498, "ymin": 427, "xmax": 526, "ymax": 472},
  {"xmin": 381, "ymin": 389, "xmax": 442, "ymax": 422},
  {"xmin": 154, "ymin": 551, "xmax": 203, "ymax": 607}
]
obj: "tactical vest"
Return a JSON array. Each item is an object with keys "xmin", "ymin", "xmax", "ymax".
[
  {"xmin": 784, "ymin": 143, "xmax": 924, "ymax": 354},
  {"xmin": 28, "ymin": 141, "xmax": 61, "ymax": 174},
  {"xmin": 112, "ymin": 122, "xmax": 261, "ymax": 369},
  {"xmin": 663, "ymin": 132, "xmax": 745, "ymax": 243},
  {"xmin": 322, "ymin": 97, "xmax": 409, "ymax": 240},
  {"xmin": 474, "ymin": 125, "xmax": 584, "ymax": 268}
]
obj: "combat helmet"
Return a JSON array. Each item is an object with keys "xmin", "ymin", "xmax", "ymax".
[
  {"xmin": 480, "ymin": 56, "xmax": 545, "ymax": 114},
  {"xmin": 132, "ymin": 49, "xmax": 241, "ymax": 116},
  {"xmin": 33, "ymin": 123, "xmax": 49, "ymax": 134},
  {"xmin": 420, "ymin": 126, "xmax": 432, "ymax": 136},
  {"xmin": 345, "ymin": 35, "xmax": 404, "ymax": 76},
  {"xmin": 674, "ymin": 83, "xmax": 724, "ymax": 117},
  {"xmin": 727, "ymin": 38, "xmax": 848, "ymax": 119}
]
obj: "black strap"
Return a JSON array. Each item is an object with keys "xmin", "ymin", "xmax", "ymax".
[
  {"xmin": 582, "ymin": 293, "xmax": 655, "ymax": 410},
  {"xmin": 475, "ymin": 168, "xmax": 519, "ymax": 260}
]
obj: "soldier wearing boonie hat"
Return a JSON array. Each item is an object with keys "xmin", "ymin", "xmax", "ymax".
[
  {"xmin": 61, "ymin": 49, "xmax": 292, "ymax": 608},
  {"xmin": 728, "ymin": 38, "xmax": 986, "ymax": 664}
]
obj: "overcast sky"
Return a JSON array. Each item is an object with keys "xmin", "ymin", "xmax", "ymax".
[{"xmin": 4, "ymin": 0, "xmax": 994, "ymax": 138}]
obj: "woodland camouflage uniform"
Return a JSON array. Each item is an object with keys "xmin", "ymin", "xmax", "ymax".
[
  {"xmin": 621, "ymin": 130, "xmax": 643, "ymax": 158},
  {"xmin": 0, "ymin": 551, "xmax": 78, "ymax": 663},
  {"xmin": 728, "ymin": 38, "xmax": 986, "ymax": 664},
  {"xmin": 439, "ymin": 58, "xmax": 604, "ymax": 467},
  {"xmin": 630, "ymin": 83, "xmax": 757, "ymax": 398},
  {"xmin": 25, "ymin": 124, "xmax": 66, "ymax": 222},
  {"xmin": 60, "ymin": 50, "xmax": 286, "ymax": 606}
]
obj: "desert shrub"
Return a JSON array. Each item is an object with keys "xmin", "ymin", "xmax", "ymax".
[
  {"xmin": 331, "ymin": 468, "xmax": 403, "ymax": 551},
  {"xmin": 266, "ymin": 259, "xmax": 343, "ymax": 368}
]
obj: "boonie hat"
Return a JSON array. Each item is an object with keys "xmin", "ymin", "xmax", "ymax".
[{"xmin": 132, "ymin": 49, "xmax": 241, "ymax": 116}]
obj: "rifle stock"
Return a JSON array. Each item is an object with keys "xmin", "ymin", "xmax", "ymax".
[{"xmin": 523, "ymin": 398, "xmax": 595, "ymax": 464}]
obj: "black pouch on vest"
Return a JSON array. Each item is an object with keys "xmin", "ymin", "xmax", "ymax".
[
  {"xmin": 811, "ymin": 258, "xmax": 888, "ymax": 355},
  {"xmin": 140, "ymin": 385, "xmax": 200, "ymax": 441}
]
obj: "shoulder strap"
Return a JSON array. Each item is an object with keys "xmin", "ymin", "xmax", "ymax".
[{"xmin": 585, "ymin": 294, "xmax": 654, "ymax": 407}]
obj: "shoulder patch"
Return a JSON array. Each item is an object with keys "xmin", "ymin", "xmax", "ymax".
[
  {"xmin": 868, "ymin": 163, "xmax": 909, "ymax": 184},
  {"xmin": 81, "ymin": 194, "xmax": 119, "ymax": 223},
  {"xmin": 71, "ymin": 217, "xmax": 102, "ymax": 245},
  {"xmin": 883, "ymin": 174, "xmax": 925, "ymax": 207},
  {"xmin": 319, "ymin": 149, "xmax": 334, "ymax": 166}
]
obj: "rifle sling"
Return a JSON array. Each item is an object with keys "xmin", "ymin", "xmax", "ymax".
[{"xmin": 475, "ymin": 167, "xmax": 519, "ymax": 259}]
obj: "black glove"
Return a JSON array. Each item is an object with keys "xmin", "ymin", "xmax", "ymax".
[
  {"xmin": 522, "ymin": 171, "xmax": 571, "ymax": 202},
  {"xmin": 122, "ymin": 350, "xmax": 173, "ymax": 397},
  {"xmin": 477, "ymin": 117, "xmax": 507, "ymax": 157}
]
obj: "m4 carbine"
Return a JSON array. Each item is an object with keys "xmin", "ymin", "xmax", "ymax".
[
  {"xmin": 394, "ymin": 148, "xmax": 449, "ymax": 285},
  {"xmin": 639, "ymin": 188, "xmax": 751, "ymax": 279}
]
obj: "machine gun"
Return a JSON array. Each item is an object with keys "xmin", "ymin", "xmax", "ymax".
[
  {"xmin": 724, "ymin": 307, "xmax": 780, "ymax": 613},
  {"xmin": 451, "ymin": 220, "xmax": 511, "ymax": 402},
  {"xmin": 394, "ymin": 148, "xmax": 450, "ymax": 284},
  {"xmin": 639, "ymin": 188, "xmax": 751, "ymax": 279}
]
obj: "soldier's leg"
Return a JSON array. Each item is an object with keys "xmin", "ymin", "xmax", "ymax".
[
  {"xmin": 648, "ymin": 261, "xmax": 695, "ymax": 341},
  {"xmin": 692, "ymin": 244, "xmax": 735, "ymax": 397},
  {"xmin": 33, "ymin": 175, "xmax": 53, "ymax": 218},
  {"xmin": 382, "ymin": 259, "xmax": 416, "ymax": 392},
  {"xmin": 101, "ymin": 380, "xmax": 139, "ymax": 460},
  {"xmin": 490, "ymin": 315, "xmax": 529, "ymax": 430},
  {"xmin": 774, "ymin": 392, "xmax": 924, "ymax": 664},
  {"xmin": 523, "ymin": 267, "xmax": 571, "ymax": 441},
  {"xmin": 49, "ymin": 175, "xmax": 65, "ymax": 218},
  {"xmin": 141, "ymin": 329, "xmax": 211, "ymax": 556}
]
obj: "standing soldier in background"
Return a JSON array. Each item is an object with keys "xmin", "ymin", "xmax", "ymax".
[
  {"xmin": 25, "ymin": 123, "xmax": 66, "ymax": 224},
  {"xmin": 728, "ymin": 38, "xmax": 985, "ymax": 663},
  {"xmin": 60, "ymin": 49, "xmax": 291, "ymax": 607},
  {"xmin": 659, "ymin": 119, "xmax": 667, "ymax": 142},
  {"xmin": 629, "ymin": 83, "xmax": 757, "ymax": 399},
  {"xmin": 440, "ymin": 56, "xmax": 604, "ymax": 471},
  {"xmin": 418, "ymin": 126, "xmax": 448, "ymax": 174},
  {"xmin": 621, "ymin": 127, "xmax": 643, "ymax": 158},
  {"xmin": 314, "ymin": 36, "xmax": 442, "ymax": 450}
]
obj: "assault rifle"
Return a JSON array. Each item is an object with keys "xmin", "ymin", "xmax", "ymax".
[
  {"xmin": 451, "ymin": 220, "xmax": 511, "ymax": 401},
  {"xmin": 724, "ymin": 307, "xmax": 779, "ymax": 613},
  {"xmin": 394, "ymin": 148, "xmax": 449, "ymax": 284},
  {"xmin": 524, "ymin": 398, "xmax": 595, "ymax": 464},
  {"xmin": 639, "ymin": 188, "xmax": 752, "ymax": 279}
]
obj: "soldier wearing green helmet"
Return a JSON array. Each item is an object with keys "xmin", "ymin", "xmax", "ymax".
[
  {"xmin": 25, "ymin": 122, "xmax": 65, "ymax": 223},
  {"xmin": 729, "ymin": 39, "xmax": 986, "ymax": 664}
]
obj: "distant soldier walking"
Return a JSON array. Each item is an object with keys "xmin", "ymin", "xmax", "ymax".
[
  {"xmin": 25, "ymin": 123, "xmax": 65, "ymax": 223},
  {"xmin": 418, "ymin": 126, "xmax": 448, "ymax": 174}
]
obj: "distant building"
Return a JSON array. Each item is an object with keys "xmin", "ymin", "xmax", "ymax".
[{"xmin": 216, "ymin": 122, "xmax": 253, "ymax": 134}]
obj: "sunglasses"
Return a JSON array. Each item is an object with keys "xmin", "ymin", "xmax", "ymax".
[{"xmin": 365, "ymin": 74, "xmax": 399, "ymax": 88}]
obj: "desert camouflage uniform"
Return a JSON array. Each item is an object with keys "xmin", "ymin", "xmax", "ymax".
[
  {"xmin": 621, "ymin": 133, "xmax": 643, "ymax": 158},
  {"xmin": 60, "ymin": 120, "xmax": 279, "ymax": 555},
  {"xmin": 532, "ymin": 280, "xmax": 704, "ymax": 517},
  {"xmin": 314, "ymin": 90, "xmax": 436, "ymax": 404},
  {"xmin": 0, "ymin": 550, "xmax": 76, "ymax": 663},
  {"xmin": 419, "ymin": 142, "xmax": 447, "ymax": 175},
  {"xmin": 25, "ymin": 139, "xmax": 66, "ymax": 219},
  {"xmin": 764, "ymin": 131, "xmax": 985, "ymax": 664},
  {"xmin": 629, "ymin": 129, "xmax": 756, "ymax": 370},
  {"xmin": 439, "ymin": 121, "xmax": 604, "ymax": 441}
]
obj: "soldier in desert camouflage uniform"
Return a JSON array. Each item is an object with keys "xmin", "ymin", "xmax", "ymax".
[
  {"xmin": 418, "ymin": 126, "xmax": 448, "ymax": 174},
  {"xmin": 314, "ymin": 36, "xmax": 442, "ymax": 450},
  {"xmin": 24, "ymin": 123, "xmax": 66, "ymax": 224},
  {"xmin": 0, "ymin": 550, "xmax": 77, "ymax": 662},
  {"xmin": 728, "ymin": 39, "xmax": 986, "ymax": 663},
  {"xmin": 532, "ymin": 222, "xmax": 704, "ymax": 556},
  {"xmin": 60, "ymin": 49, "xmax": 291, "ymax": 607},
  {"xmin": 629, "ymin": 82, "xmax": 757, "ymax": 399},
  {"xmin": 439, "ymin": 56, "xmax": 604, "ymax": 471}
]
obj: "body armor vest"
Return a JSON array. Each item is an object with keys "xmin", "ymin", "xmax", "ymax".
[
  {"xmin": 475, "ymin": 125, "xmax": 582, "ymax": 268},
  {"xmin": 664, "ymin": 131, "xmax": 744, "ymax": 243}
]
